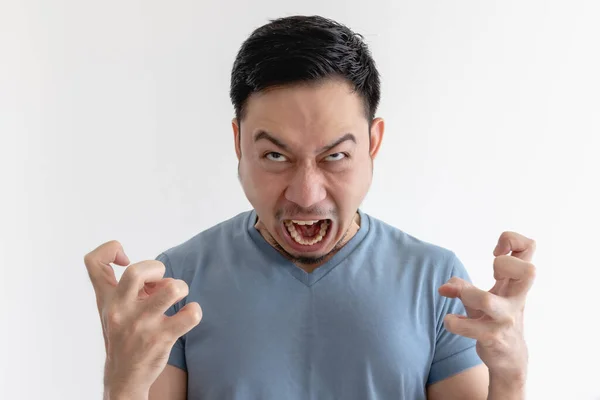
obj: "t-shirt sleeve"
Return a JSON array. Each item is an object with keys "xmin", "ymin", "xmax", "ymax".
[
  {"xmin": 156, "ymin": 252, "xmax": 188, "ymax": 372},
  {"xmin": 427, "ymin": 252, "xmax": 483, "ymax": 386}
]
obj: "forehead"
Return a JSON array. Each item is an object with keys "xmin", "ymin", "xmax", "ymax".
[{"xmin": 241, "ymin": 78, "xmax": 369, "ymax": 148}]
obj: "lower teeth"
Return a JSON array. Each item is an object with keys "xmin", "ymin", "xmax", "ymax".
[{"xmin": 285, "ymin": 220, "xmax": 329, "ymax": 246}]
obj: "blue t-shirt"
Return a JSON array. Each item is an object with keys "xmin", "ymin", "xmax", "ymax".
[{"xmin": 156, "ymin": 209, "xmax": 482, "ymax": 399}]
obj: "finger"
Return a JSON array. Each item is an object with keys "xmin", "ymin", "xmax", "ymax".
[
  {"xmin": 83, "ymin": 240, "xmax": 131, "ymax": 299},
  {"xmin": 163, "ymin": 302, "xmax": 203, "ymax": 340},
  {"xmin": 443, "ymin": 314, "xmax": 490, "ymax": 340},
  {"xmin": 439, "ymin": 277, "xmax": 510, "ymax": 321},
  {"xmin": 143, "ymin": 278, "xmax": 189, "ymax": 316},
  {"xmin": 438, "ymin": 278, "xmax": 478, "ymax": 318},
  {"xmin": 115, "ymin": 260, "xmax": 166, "ymax": 303},
  {"xmin": 493, "ymin": 255, "xmax": 536, "ymax": 296},
  {"xmin": 493, "ymin": 231, "xmax": 536, "ymax": 262}
]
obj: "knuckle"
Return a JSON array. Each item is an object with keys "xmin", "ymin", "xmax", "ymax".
[
  {"xmin": 189, "ymin": 305, "xmax": 203, "ymax": 325},
  {"xmin": 500, "ymin": 231, "xmax": 513, "ymax": 241},
  {"xmin": 525, "ymin": 263, "xmax": 536, "ymax": 278},
  {"xmin": 84, "ymin": 240, "xmax": 124, "ymax": 269},
  {"xmin": 106, "ymin": 239, "xmax": 123, "ymax": 249},
  {"xmin": 444, "ymin": 315, "xmax": 458, "ymax": 331},
  {"xmin": 493, "ymin": 257, "xmax": 501, "ymax": 269},
  {"xmin": 152, "ymin": 260, "xmax": 166, "ymax": 276},
  {"xmin": 100, "ymin": 240, "xmax": 123, "ymax": 259},
  {"xmin": 445, "ymin": 317, "xmax": 457, "ymax": 331},
  {"xmin": 529, "ymin": 239, "xmax": 537, "ymax": 250},
  {"xmin": 164, "ymin": 279, "xmax": 187, "ymax": 298},
  {"xmin": 180, "ymin": 281, "xmax": 190, "ymax": 297},
  {"xmin": 497, "ymin": 254, "xmax": 510, "ymax": 262},
  {"xmin": 106, "ymin": 310, "xmax": 124, "ymax": 327},
  {"xmin": 190, "ymin": 313, "xmax": 202, "ymax": 326},
  {"xmin": 160, "ymin": 277, "xmax": 175, "ymax": 286},
  {"xmin": 123, "ymin": 264, "xmax": 142, "ymax": 281},
  {"xmin": 493, "ymin": 255, "xmax": 508, "ymax": 269},
  {"xmin": 503, "ymin": 315, "xmax": 517, "ymax": 328},
  {"xmin": 162, "ymin": 280, "xmax": 179, "ymax": 298}
]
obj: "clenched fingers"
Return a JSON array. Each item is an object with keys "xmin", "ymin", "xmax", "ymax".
[
  {"xmin": 443, "ymin": 314, "xmax": 505, "ymax": 344},
  {"xmin": 115, "ymin": 260, "xmax": 166, "ymax": 303},
  {"xmin": 163, "ymin": 302, "xmax": 203, "ymax": 342},
  {"xmin": 143, "ymin": 278, "xmax": 190, "ymax": 316},
  {"xmin": 493, "ymin": 255, "xmax": 536, "ymax": 297},
  {"xmin": 494, "ymin": 231, "xmax": 536, "ymax": 262},
  {"xmin": 439, "ymin": 277, "xmax": 512, "ymax": 322}
]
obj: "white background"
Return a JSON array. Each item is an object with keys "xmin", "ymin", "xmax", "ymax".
[{"xmin": 2, "ymin": 1, "xmax": 599, "ymax": 399}]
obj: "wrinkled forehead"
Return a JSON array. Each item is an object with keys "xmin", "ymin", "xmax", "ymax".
[{"xmin": 240, "ymin": 79, "xmax": 370, "ymax": 149}]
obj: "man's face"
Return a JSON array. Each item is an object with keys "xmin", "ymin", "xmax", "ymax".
[{"xmin": 233, "ymin": 78, "xmax": 384, "ymax": 263}]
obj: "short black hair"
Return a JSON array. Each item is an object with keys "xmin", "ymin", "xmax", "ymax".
[{"xmin": 229, "ymin": 15, "xmax": 381, "ymax": 124}]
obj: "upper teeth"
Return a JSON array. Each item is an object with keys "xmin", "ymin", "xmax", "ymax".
[{"xmin": 289, "ymin": 220, "xmax": 320, "ymax": 225}]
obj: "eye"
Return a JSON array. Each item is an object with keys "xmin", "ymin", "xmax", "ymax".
[
  {"xmin": 324, "ymin": 152, "xmax": 347, "ymax": 162},
  {"xmin": 265, "ymin": 152, "xmax": 288, "ymax": 162}
]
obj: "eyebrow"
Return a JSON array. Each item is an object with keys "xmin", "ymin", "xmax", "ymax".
[
  {"xmin": 253, "ymin": 130, "xmax": 357, "ymax": 154},
  {"xmin": 253, "ymin": 130, "xmax": 289, "ymax": 151}
]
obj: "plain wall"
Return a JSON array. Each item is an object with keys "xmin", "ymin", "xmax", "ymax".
[{"xmin": 1, "ymin": 0, "xmax": 599, "ymax": 399}]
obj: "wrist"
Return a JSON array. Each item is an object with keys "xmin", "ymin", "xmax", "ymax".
[
  {"xmin": 103, "ymin": 364, "xmax": 149, "ymax": 400},
  {"xmin": 104, "ymin": 385, "xmax": 149, "ymax": 400},
  {"xmin": 488, "ymin": 370, "xmax": 526, "ymax": 400}
]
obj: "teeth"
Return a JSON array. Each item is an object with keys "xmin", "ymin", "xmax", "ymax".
[
  {"xmin": 290, "ymin": 220, "xmax": 320, "ymax": 226},
  {"xmin": 285, "ymin": 220, "xmax": 329, "ymax": 246}
]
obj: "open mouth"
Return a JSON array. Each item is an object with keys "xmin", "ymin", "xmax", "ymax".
[{"xmin": 283, "ymin": 219, "xmax": 331, "ymax": 246}]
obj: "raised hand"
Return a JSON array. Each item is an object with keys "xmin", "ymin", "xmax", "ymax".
[
  {"xmin": 439, "ymin": 232, "xmax": 536, "ymax": 384},
  {"xmin": 84, "ymin": 241, "xmax": 202, "ymax": 398}
]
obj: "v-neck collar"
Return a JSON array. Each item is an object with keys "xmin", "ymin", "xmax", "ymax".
[{"xmin": 246, "ymin": 209, "xmax": 371, "ymax": 287}]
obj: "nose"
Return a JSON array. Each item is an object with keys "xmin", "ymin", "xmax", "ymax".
[{"xmin": 284, "ymin": 163, "xmax": 327, "ymax": 209}]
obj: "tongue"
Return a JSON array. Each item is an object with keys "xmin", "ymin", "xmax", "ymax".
[{"xmin": 294, "ymin": 221, "xmax": 323, "ymax": 238}]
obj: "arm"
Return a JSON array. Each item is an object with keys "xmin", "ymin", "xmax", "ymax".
[
  {"xmin": 149, "ymin": 365, "xmax": 187, "ymax": 400},
  {"xmin": 427, "ymin": 364, "xmax": 489, "ymax": 400}
]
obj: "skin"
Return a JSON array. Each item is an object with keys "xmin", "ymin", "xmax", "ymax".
[
  {"xmin": 231, "ymin": 77, "xmax": 384, "ymax": 273},
  {"xmin": 435, "ymin": 231, "xmax": 537, "ymax": 400},
  {"xmin": 83, "ymin": 241, "xmax": 201, "ymax": 400},
  {"xmin": 85, "ymin": 77, "xmax": 536, "ymax": 400}
]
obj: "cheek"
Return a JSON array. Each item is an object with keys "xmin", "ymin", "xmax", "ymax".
[
  {"xmin": 330, "ymin": 165, "xmax": 369, "ymax": 188},
  {"xmin": 326, "ymin": 166, "xmax": 371, "ymax": 202},
  {"xmin": 244, "ymin": 163, "xmax": 286, "ymax": 200}
]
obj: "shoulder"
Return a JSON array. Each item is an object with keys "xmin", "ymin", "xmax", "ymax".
[
  {"xmin": 364, "ymin": 212, "xmax": 461, "ymax": 280},
  {"xmin": 156, "ymin": 210, "xmax": 253, "ymax": 276}
]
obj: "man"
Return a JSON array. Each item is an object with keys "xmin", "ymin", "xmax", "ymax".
[{"xmin": 84, "ymin": 15, "xmax": 536, "ymax": 400}]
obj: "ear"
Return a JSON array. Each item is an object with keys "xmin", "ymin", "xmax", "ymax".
[
  {"xmin": 232, "ymin": 118, "xmax": 241, "ymax": 161},
  {"xmin": 369, "ymin": 117, "xmax": 385, "ymax": 159}
]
